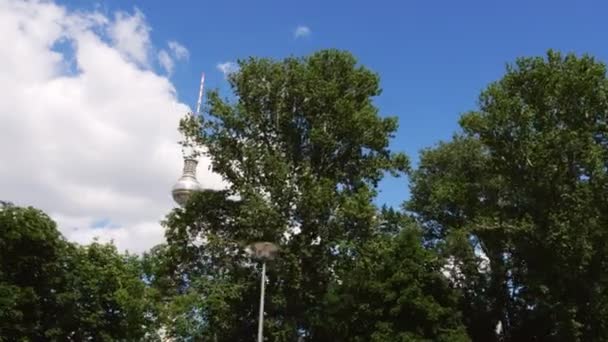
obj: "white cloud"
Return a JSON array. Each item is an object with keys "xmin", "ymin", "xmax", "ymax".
[
  {"xmin": 157, "ymin": 40, "xmax": 190, "ymax": 75},
  {"xmin": 216, "ymin": 61, "xmax": 239, "ymax": 78},
  {"xmin": 158, "ymin": 49, "xmax": 174, "ymax": 75},
  {"xmin": 0, "ymin": 0, "xmax": 227, "ymax": 253},
  {"xmin": 294, "ymin": 25, "xmax": 311, "ymax": 39},
  {"xmin": 108, "ymin": 8, "xmax": 151, "ymax": 66},
  {"xmin": 168, "ymin": 40, "xmax": 189, "ymax": 60}
]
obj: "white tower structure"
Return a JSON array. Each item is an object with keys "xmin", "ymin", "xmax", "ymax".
[{"xmin": 172, "ymin": 73, "xmax": 205, "ymax": 206}]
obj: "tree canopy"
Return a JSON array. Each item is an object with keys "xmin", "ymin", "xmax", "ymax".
[
  {"xmin": 409, "ymin": 51, "xmax": 608, "ymax": 341},
  {"xmin": 0, "ymin": 202, "xmax": 157, "ymax": 341},
  {"xmin": 4, "ymin": 49, "xmax": 608, "ymax": 341},
  {"xmin": 157, "ymin": 49, "xmax": 464, "ymax": 341}
]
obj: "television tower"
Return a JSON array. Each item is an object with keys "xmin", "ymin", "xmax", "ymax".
[{"xmin": 172, "ymin": 73, "xmax": 205, "ymax": 206}]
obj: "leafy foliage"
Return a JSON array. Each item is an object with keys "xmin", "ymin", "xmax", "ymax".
[
  {"xmin": 409, "ymin": 51, "xmax": 608, "ymax": 341},
  {"xmin": 157, "ymin": 49, "xmax": 466, "ymax": 341},
  {"xmin": 317, "ymin": 211, "xmax": 470, "ymax": 342},
  {"xmin": 6, "ymin": 49, "xmax": 608, "ymax": 342},
  {"xmin": 0, "ymin": 202, "xmax": 157, "ymax": 341}
]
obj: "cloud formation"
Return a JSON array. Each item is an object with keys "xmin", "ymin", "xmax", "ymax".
[
  {"xmin": 108, "ymin": 8, "xmax": 151, "ymax": 66},
  {"xmin": 168, "ymin": 41, "xmax": 189, "ymax": 61},
  {"xmin": 0, "ymin": 0, "xmax": 226, "ymax": 253},
  {"xmin": 216, "ymin": 61, "xmax": 239, "ymax": 78},
  {"xmin": 158, "ymin": 40, "xmax": 189, "ymax": 75},
  {"xmin": 158, "ymin": 49, "xmax": 174, "ymax": 74},
  {"xmin": 294, "ymin": 25, "xmax": 311, "ymax": 39}
]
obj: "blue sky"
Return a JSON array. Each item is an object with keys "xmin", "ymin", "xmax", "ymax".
[{"xmin": 58, "ymin": 0, "xmax": 608, "ymax": 208}]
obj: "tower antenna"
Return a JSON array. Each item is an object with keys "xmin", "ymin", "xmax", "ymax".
[
  {"xmin": 172, "ymin": 71, "xmax": 206, "ymax": 206},
  {"xmin": 195, "ymin": 72, "xmax": 205, "ymax": 115}
]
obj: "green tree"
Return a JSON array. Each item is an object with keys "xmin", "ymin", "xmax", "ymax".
[
  {"xmin": 409, "ymin": 51, "xmax": 608, "ymax": 341},
  {"xmin": 318, "ymin": 209, "xmax": 470, "ymax": 342},
  {"xmin": 0, "ymin": 202, "xmax": 69, "ymax": 340},
  {"xmin": 0, "ymin": 202, "xmax": 157, "ymax": 341},
  {"xmin": 160, "ymin": 49, "xmax": 419, "ymax": 341},
  {"xmin": 62, "ymin": 242, "xmax": 157, "ymax": 341}
]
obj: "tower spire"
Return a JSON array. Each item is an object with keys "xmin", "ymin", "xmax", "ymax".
[
  {"xmin": 196, "ymin": 72, "xmax": 205, "ymax": 115},
  {"xmin": 172, "ymin": 72, "xmax": 206, "ymax": 206}
]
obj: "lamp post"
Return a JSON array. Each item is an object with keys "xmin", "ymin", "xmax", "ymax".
[{"xmin": 248, "ymin": 242, "xmax": 279, "ymax": 342}]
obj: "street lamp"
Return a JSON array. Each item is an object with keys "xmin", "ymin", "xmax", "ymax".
[
  {"xmin": 248, "ymin": 242, "xmax": 279, "ymax": 342},
  {"xmin": 171, "ymin": 73, "xmax": 279, "ymax": 342}
]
